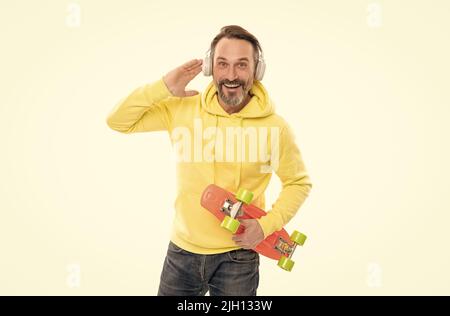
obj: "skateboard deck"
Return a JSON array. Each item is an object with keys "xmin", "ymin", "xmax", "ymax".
[{"xmin": 200, "ymin": 184, "xmax": 306, "ymax": 270}]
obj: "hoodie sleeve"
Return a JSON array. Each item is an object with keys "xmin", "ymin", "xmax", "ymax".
[
  {"xmin": 106, "ymin": 77, "xmax": 175, "ymax": 133},
  {"xmin": 256, "ymin": 124, "xmax": 312, "ymax": 238}
]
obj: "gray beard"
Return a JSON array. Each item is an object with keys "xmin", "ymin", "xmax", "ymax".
[{"xmin": 218, "ymin": 84, "xmax": 246, "ymax": 107}]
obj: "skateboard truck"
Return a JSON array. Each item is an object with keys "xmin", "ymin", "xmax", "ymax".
[
  {"xmin": 221, "ymin": 199, "xmax": 244, "ymax": 218},
  {"xmin": 220, "ymin": 188, "xmax": 254, "ymax": 234},
  {"xmin": 276, "ymin": 231, "xmax": 307, "ymax": 271}
]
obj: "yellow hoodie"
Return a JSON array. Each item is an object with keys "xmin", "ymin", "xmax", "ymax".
[{"xmin": 106, "ymin": 77, "xmax": 312, "ymax": 254}]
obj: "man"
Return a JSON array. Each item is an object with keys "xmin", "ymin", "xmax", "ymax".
[{"xmin": 106, "ymin": 25, "xmax": 312, "ymax": 296}]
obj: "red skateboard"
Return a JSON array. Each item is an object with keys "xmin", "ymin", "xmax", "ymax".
[{"xmin": 200, "ymin": 184, "xmax": 307, "ymax": 271}]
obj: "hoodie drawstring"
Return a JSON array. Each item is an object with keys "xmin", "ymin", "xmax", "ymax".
[{"xmin": 213, "ymin": 114, "xmax": 218, "ymax": 185}]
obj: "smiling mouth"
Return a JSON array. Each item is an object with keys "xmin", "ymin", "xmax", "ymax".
[{"xmin": 223, "ymin": 83, "xmax": 241, "ymax": 90}]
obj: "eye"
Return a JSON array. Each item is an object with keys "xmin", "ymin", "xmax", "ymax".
[
  {"xmin": 238, "ymin": 63, "xmax": 247, "ymax": 68},
  {"xmin": 218, "ymin": 62, "xmax": 227, "ymax": 67}
]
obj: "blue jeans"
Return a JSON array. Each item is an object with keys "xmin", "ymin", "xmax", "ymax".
[{"xmin": 157, "ymin": 241, "xmax": 260, "ymax": 296}]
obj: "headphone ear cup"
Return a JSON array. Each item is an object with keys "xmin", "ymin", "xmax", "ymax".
[
  {"xmin": 202, "ymin": 52, "xmax": 212, "ymax": 76},
  {"xmin": 255, "ymin": 58, "xmax": 265, "ymax": 81}
]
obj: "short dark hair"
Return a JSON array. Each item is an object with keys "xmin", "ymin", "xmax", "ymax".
[{"xmin": 210, "ymin": 25, "xmax": 262, "ymax": 68}]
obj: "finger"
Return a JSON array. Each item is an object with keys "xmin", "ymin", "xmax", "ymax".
[
  {"xmin": 184, "ymin": 90, "xmax": 199, "ymax": 97},
  {"xmin": 183, "ymin": 59, "xmax": 202, "ymax": 70},
  {"xmin": 232, "ymin": 235, "xmax": 242, "ymax": 242},
  {"xmin": 182, "ymin": 59, "xmax": 198, "ymax": 67},
  {"xmin": 187, "ymin": 64, "xmax": 203, "ymax": 74},
  {"xmin": 238, "ymin": 219, "xmax": 251, "ymax": 227},
  {"xmin": 187, "ymin": 65, "xmax": 203, "ymax": 75}
]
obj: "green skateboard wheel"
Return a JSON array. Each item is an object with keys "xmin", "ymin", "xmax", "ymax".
[
  {"xmin": 278, "ymin": 256, "xmax": 295, "ymax": 272},
  {"xmin": 290, "ymin": 230, "xmax": 307, "ymax": 246},
  {"xmin": 221, "ymin": 216, "xmax": 241, "ymax": 234},
  {"xmin": 236, "ymin": 188, "xmax": 253, "ymax": 204}
]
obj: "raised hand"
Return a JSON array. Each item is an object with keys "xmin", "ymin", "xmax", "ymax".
[{"xmin": 163, "ymin": 59, "xmax": 203, "ymax": 97}]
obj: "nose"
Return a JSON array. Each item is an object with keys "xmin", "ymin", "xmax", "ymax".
[{"xmin": 225, "ymin": 67, "xmax": 238, "ymax": 81}]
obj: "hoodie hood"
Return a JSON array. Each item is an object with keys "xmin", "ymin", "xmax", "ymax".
[
  {"xmin": 201, "ymin": 80, "xmax": 275, "ymax": 118},
  {"xmin": 200, "ymin": 79, "xmax": 275, "ymax": 191}
]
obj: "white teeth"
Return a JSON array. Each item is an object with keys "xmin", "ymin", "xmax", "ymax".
[{"xmin": 224, "ymin": 84, "xmax": 240, "ymax": 88}]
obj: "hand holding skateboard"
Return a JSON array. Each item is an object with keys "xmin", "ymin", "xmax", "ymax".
[
  {"xmin": 231, "ymin": 218, "xmax": 264, "ymax": 250},
  {"xmin": 201, "ymin": 184, "xmax": 307, "ymax": 271}
]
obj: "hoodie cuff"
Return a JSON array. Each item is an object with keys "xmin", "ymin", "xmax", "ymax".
[{"xmin": 256, "ymin": 215, "xmax": 277, "ymax": 239}]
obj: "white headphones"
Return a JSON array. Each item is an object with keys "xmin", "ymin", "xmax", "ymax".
[{"xmin": 202, "ymin": 47, "xmax": 266, "ymax": 81}]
